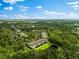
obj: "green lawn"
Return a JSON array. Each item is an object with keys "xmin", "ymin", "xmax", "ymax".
[{"xmin": 34, "ymin": 42, "xmax": 52, "ymax": 51}]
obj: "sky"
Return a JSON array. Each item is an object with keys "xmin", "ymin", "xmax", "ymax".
[{"xmin": 0, "ymin": 0, "xmax": 79, "ymax": 19}]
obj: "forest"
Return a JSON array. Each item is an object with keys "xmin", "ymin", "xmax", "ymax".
[{"xmin": 0, "ymin": 20, "xmax": 79, "ymax": 59}]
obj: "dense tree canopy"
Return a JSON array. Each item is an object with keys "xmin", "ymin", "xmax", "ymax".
[{"xmin": 0, "ymin": 20, "xmax": 79, "ymax": 59}]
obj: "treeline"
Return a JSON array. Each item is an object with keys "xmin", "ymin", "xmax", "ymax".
[{"xmin": 0, "ymin": 21, "xmax": 79, "ymax": 59}]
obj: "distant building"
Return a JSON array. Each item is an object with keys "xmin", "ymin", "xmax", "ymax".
[
  {"xmin": 32, "ymin": 30, "xmax": 48, "ymax": 39},
  {"xmin": 76, "ymin": 28, "xmax": 79, "ymax": 34},
  {"xmin": 16, "ymin": 29, "xmax": 21, "ymax": 33},
  {"xmin": 19, "ymin": 32, "xmax": 28, "ymax": 37},
  {"xmin": 28, "ymin": 39, "xmax": 48, "ymax": 49},
  {"xmin": 15, "ymin": 29, "xmax": 28, "ymax": 37},
  {"xmin": 41, "ymin": 31, "xmax": 48, "ymax": 39}
]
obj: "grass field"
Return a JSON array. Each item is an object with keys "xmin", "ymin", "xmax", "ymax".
[{"xmin": 34, "ymin": 42, "xmax": 52, "ymax": 51}]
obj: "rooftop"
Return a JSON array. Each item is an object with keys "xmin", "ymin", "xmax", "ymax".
[{"xmin": 28, "ymin": 39, "xmax": 48, "ymax": 49}]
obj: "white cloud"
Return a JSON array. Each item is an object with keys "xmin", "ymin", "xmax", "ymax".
[
  {"xmin": 67, "ymin": 1, "xmax": 79, "ymax": 9},
  {"xmin": 16, "ymin": 15, "xmax": 27, "ymax": 19},
  {"xmin": 1, "ymin": 10, "xmax": 79, "ymax": 19},
  {"xmin": 4, "ymin": 6, "xmax": 13, "ymax": 11},
  {"xmin": 67, "ymin": 1, "xmax": 79, "ymax": 5},
  {"xmin": 13, "ymin": 14, "xmax": 29, "ymax": 19},
  {"xmin": 3, "ymin": 0, "xmax": 24, "ymax": 5},
  {"xmin": 36, "ymin": 5, "xmax": 43, "ymax": 10},
  {"xmin": 30, "ymin": 16, "xmax": 47, "ymax": 19},
  {"xmin": 13, "ymin": 12, "xmax": 79, "ymax": 19},
  {"xmin": 71, "ymin": 5, "xmax": 79, "ymax": 9},
  {"xmin": 63, "ymin": 12, "xmax": 79, "ymax": 19},
  {"xmin": 20, "ymin": 6, "xmax": 29, "ymax": 11},
  {"xmin": 0, "ymin": 3, "xmax": 2, "ymax": 6},
  {"xmin": 44, "ymin": 11, "xmax": 66, "ymax": 16},
  {"xmin": 8, "ymin": 13, "xmax": 46, "ymax": 19},
  {"xmin": 0, "ymin": 14, "xmax": 8, "ymax": 19},
  {"xmin": 44, "ymin": 10, "xmax": 79, "ymax": 19},
  {"xmin": 2, "ymin": 12, "xmax": 79, "ymax": 19}
]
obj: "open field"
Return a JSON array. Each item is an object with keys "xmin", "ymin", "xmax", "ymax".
[{"xmin": 34, "ymin": 42, "xmax": 52, "ymax": 51}]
